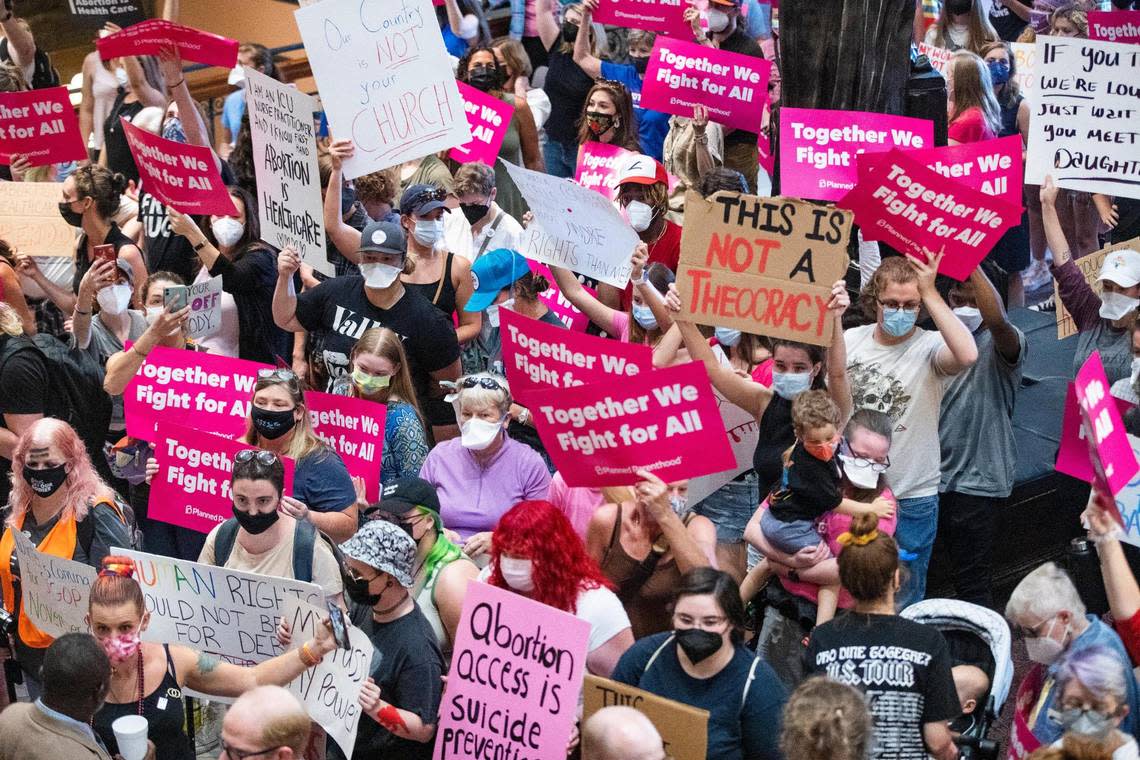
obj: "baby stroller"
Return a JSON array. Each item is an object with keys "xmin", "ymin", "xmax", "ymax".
[{"xmin": 901, "ymin": 599, "xmax": 1014, "ymax": 760}]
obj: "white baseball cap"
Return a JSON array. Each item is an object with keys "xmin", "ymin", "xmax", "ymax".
[{"xmin": 1098, "ymin": 249, "xmax": 1140, "ymax": 288}]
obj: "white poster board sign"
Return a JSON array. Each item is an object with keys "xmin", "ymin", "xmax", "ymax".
[
  {"xmin": 186, "ymin": 275, "xmax": 223, "ymax": 338},
  {"xmin": 12, "ymin": 530, "xmax": 96, "ymax": 638}
]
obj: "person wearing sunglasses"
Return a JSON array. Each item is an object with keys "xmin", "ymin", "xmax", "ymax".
[
  {"xmin": 219, "ymin": 685, "xmax": 312, "ymax": 760},
  {"xmin": 419, "ymin": 372, "xmax": 551, "ymax": 562}
]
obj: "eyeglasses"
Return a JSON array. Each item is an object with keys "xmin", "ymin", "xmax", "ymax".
[
  {"xmin": 460, "ymin": 376, "xmax": 505, "ymax": 392},
  {"xmin": 673, "ymin": 613, "xmax": 727, "ymax": 630},
  {"xmin": 838, "ymin": 441, "xmax": 891, "ymax": 471},
  {"xmin": 219, "ymin": 740, "xmax": 284, "ymax": 760},
  {"xmin": 346, "ymin": 568, "xmax": 381, "ymax": 584},
  {"xmin": 233, "ymin": 449, "xmax": 279, "ymax": 466},
  {"xmin": 258, "ymin": 368, "xmax": 297, "ymax": 382},
  {"xmin": 406, "ymin": 187, "xmax": 447, "ymax": 210},
  {"xmin": 877, "ymin": 299, "xmax": 921, "ymax": 312}
]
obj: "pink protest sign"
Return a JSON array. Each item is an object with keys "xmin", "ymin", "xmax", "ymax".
[
  {"xmin": 448, "ymin": 82, "xmax": 514, "ymax": 165},
  {"xmin": 1007, "ymin": 666, "xmax": 1045, "ymax": 760},
  {"xmin": 500, "ymin": 307, "xmax": 654, "ymax": 397},
  {"xmin": 640, "ymin": 36, "xmax": 770, "ymax": 133},
  {"xmin": 528, "ymin": 261, "xmax": 594, "ymax": 332},
  {"xmin": 575, "ymin": 142, "xmax": 680, "ymax": 200},
  {"xmin": 1089, "ymin": 10, "xmax": 1140, "ymax": 44},
  {"xmin": 778, "ymin": 107, "xmax": 933, "ymax": 202},
  {"xmin": 837, "ymin": 149, "xmax": 1022, "ymax": 281},
  {"xmin": 0, "ymin": 88, "xmax": 86, "ymax": 167},
  {"xmin": 124, "ymin": 346, "xmax": 270, "ymax": 441},
  {"xmin": 433, "ymin": 582, "xmax": 589, "ymax": 760},
  {"xmin": 1056, "ymin": 383, "xmax": 1134, "ymax": 486},
  {"xmin": 1075, "ymin": 351, "xmax": 1140, "ymax": 508},
  {"xmin": 122, "ymin": 119, "xmax": 237, "ymax": 216},
  {"xmin": 523, "ymin": 361, "xmax": 736, "ymax": 487},
  {"xmin": 592, "ymin": 0, "xmax": 694, "ymax": 41},
  {"xmin": 97, "ymin": 19, "xmax": 239, "ymax": 69},
  {"xmin": 871, "ymin": 135, "xmax": 1024, "ymax": 211},
  {"xmin": 304, "ymin": 391, "xmax": 386, "ymax": 502},
  {"xmin": 148, "ymin": 422, "xmax": 296, "ymax": 534}
]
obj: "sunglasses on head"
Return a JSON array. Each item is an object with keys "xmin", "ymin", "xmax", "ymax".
[
  {"xmin": 258, "ymin": 368, "xmax": 297, "ymax": 382},
  {"xmin": 407, "ymin": 187, "xmax": 447, "ymax": 209},
  {"xmin": 460, "ymin": 376, "xmax": 504, "ymax": 392},
  {"xmin": 233, "ymin": 449, "xmax": 279, "ymax": 466}
]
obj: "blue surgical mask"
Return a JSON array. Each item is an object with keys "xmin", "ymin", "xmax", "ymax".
[
  {"xmin": 881, "ymin": 307, "xmax": 918, "ymax": 338},
  {"xmin": 715, "ymin": 327, "xmax": 741, "ymax": 347},
  {"xmin": 771, "ymin": 371, "xmax": 811, "ymax": 400},
  {"xmin": 632, "ymin": 303, "xmax": 657, "ymax": 330},
  {"xmin": 987, "ymin": 60, "xmax": 1010, "ymax": 86}
]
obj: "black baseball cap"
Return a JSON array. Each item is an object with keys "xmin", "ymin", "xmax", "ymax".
[
  {"xmin": 358, "ymin": 220, "xmax": 406, "ymax": 255},
  {"xmin": 367, "ymin": 477, "xmax": 441, "ymax": 516}
]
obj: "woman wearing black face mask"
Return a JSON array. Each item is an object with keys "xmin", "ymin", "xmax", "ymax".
[
  {"xmin": 455, "ymin": 45, "xmax": 543, "ymax": 222},
  {"xmin": 532, "ymin": 0, "xmax": 599, "ymax": 177},
  {"xmin": 573, "ymin": 79, "xmax": 642, "ymax": 158},
  {"xmin": 239, "ymin": 370, "xmax": 359, "ymax": 543},
  {"xmin": 0, "ymin": 418, "xmax": 132, "ymax": 698},
  {"xmin": 925, "ymin": 0, "xmax": 999, "ymax": 54},
  {"xmin": 611, "ymin": 568, "xmax": 787, "ymax": 760}
]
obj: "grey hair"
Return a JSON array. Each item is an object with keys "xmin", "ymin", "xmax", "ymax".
[
  {"xmin": 1005, "ymin": 562, "xmax": 1087, "ymax": 624},
  {"xmin": 1057, "ymin": 645, "xmax": 1128, "ymax": 705},
  {"xmin": 628, "ymin": 29, "xmax": 657, "ymax": 50},
  {"xmin": 457, "ymin": 372, "xmax": 512, "ymax": 417},
  {"xmin": 844, "ymin": 409, "xmax": 893, "ymax": 445}
]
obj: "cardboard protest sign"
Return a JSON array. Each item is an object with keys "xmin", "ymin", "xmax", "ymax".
[
  {"xmin": 1089, "ymin": 10, "xmax": 1140, "ymax": 44},
  {"xmin": 674, "ymin": 190, "xmax": 852, "ymax": 346},
  {"xmin": 686, "ymin": 349, "xmax": 759, "ymax": 506},
  {"xmin": 868, "ymin": 135, "xmax": 1024, "ymax": 210},
  {"xmin": 591, "ymin": 0, "xmax": 694, "ymax": 40},
  {"xmin": 304, "ymin": 391, "xmax": 386, "ymax": 502},
  {"xmin": 449, "ymin": 82, "xmax": 515, "ymax": 166},
  {"xmin": 122, "ymin": 119, "xmax": 237, "ymax": 216},
  {"xmin": 838, "ymin": 150, "xmax": 1021, "ymax": 281},
  {"xmin": 283, "ymin": 598, "xmax": 373, "ymax": 758},
  {"xmin": 245, "ymin": 68, "xmax": 330, "ymax": 276},
  {"xmin": 917, "ymin": 42, "xmax": 952, "ymax": 74},
  {"xmin": 640, "ymin": 36, "xmax": 770, "ymax": 132},
  {"xmin": 124, "ymin": 346, "xmax": 270, "ymax": 440},
  {"xmin": 11, "ymin": 531, "xmax": 96, "ymax": 639},
  {"xmin": 524, "ymin": 361, "xmax": 736, "ymax": 487},
  {"xmin": 0, "ymin": 88, "xmax": 86, "ymax": 167},
  {"xmin": 433, "ymin": 582, "xmax": 590, "ymax": 760},
  {"xmin": 582, "ymin": 675, "xmax": 709, "ymax": 760},
  {"xmin": 500, "ymin": 307, "xmax": 654, "ymax": 397},
  {"xmin": 1025, "ymin": 37, "xmax": 1140, "ymax": 199},
  {"xmin": 505, "ymin": 162, "xmax": 641, "ymax": 288},
  {"xmin": 1074, "ymin": 351, "xmax": 1139, "ymax": 511},
  {"xmin": 148, "ymin": 422, "xmax": 296, "ymax": 533},
  {"xmin": 0, "ymin": 182, "xmax": 76, "ymax": 257},
  {"xmin": 97, "ymin": 19, "xmax": 239, "ymax": 69},
  {"xmin": 778, "ymin": 108, "xmax": 932, "ymax": 202},
  {"xmin": 295, "ymin": 0, "xmax": 470, "ymax": 179},
  {"xmin": 67, "ymin": 0, "xmax": 146, "ymax": 27},
  {"xmin": 116, "ymin": 547, "xmax": 325, "ymax": 668},
  {"xmin": 530, "ymin": 261, "xmax": 594, "ymax": 332},
  {"xmin": 1052, "ymin": 237, "xmax": 1139, "ymax": 339},
  {"xmin": 186, "ymin": 275, "xmax": 223, "ymax": 339},
  {"xmin": 1011, "ymin": 42, "xmax": 1036, "ymax": 100}
]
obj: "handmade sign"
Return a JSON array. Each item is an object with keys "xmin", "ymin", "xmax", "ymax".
[
  {"xmin": 1052, "ymin": 237, "xmax": 1139, "ymax": 339},
  {"xmin": 0, "ymin": 87, "xmax": 86, "ymax": 167},
  {"xmin": 530, "ymin": 261, "xmax": 593, "ymax": 332},
  {"xmin": 1025, "ymin": 36, "xmax": 1140, "ymax": 199},
  {"xmin": 0, "ymin": 182, "xmax": 76, "ymax": 257},
  {"xmin": 122, "ymin": 119, "xmax": 237, "ymax": 216},
  {"xmin": 295, "ymin": 0, "xmax": 470, "ymax": 178},
  {"xmin": 591, "ymin": 0, "xmax": 694, "ymax": 40},
  {"xmin": 116, "ymin": 548, "xmax": 325, "ymax": 667},
  {"xmin": 1055, "ymin": 383, "xmax": 1132, "ymax": 485},
  {"xmin": 245, "ymin": 68, "xmax": 329, "ymax": 276},
  {"xmin": 449, "ymin": 82, "xmax": 514, "ymax": 166},
  {"xmin": 283, "ymin": 598, "xmax": 373, "ymax": 759},
  {"xmin": 917, "ymin": 42, "xmax": 952, "ymax": 74},
  {"xmin": 304, "ymin": 391, "xmax": 386, "ymax": 502},
  {"xmin": 1089, "ymin": 10, "xmax": 1140, "ymax": 44},
  {"xmin": 674, "ymin": 190, "xmax": 852, "ymax": 346},
  {"xmin": 11, "ymin": 531, "xmax": 96, "ymax": 639},
  {"xmin": 433, "ymin": 582, "xmax": 590, "ymax": 760},
  {"xmin": 870, "ymin": 135, "xmax": 1024, "ymax": 210},
  {"xmin": 582, "ymin": 675, "xmax": 709, "ymax": 760},
  {"xmin": 640, "ymin": 36, "xmax": 770, "ymax": 132},
  {"xmin": 97, "ymin": 19, "xmax": 239, "ymax": 69},
  {"xmin": 123, "ymin": 346, "xmax": 270, "ymax": 440},
  {"xmin": 1074, "ymin": 351, "xmax": 1139, "ymax": 511},
  {"xmin": 1011, "ymin": 42, "xmax": 1036, "ymax": 99},
  {"xmin": 186, "ymin": 275, "xmax": 223, "ymax": 339},
  {"xmin": 778, "ymin": 108, "xmax": 932, "ymax": 202},
  {"xmin": 838, "ymin": 150, "xmax": 1021, "ymax": 280},
  {"xmin": 67, "ymin": 0, "xmax": 146, "ymax": 26},
  {"xmin": 505, "ymin": 162, "xmax": 641, "ymax": 288},
  {"xmin": 147, "ymin": 422, "xmax": 296, "ymax": 534},
  {"xmin": 500, "ymin": 307, "xmax": 654, "ymax": 396},
  {"xmin": 525, "ymin": 361, "xmax": 736, "ymax": 487}
]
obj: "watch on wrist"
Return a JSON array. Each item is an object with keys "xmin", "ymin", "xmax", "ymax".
[{"xmin": 635, "ymin": 269, "xmax": 649, "ymax": 286}]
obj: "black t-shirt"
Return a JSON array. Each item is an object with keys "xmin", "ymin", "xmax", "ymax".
[
  {"xmin": 139, "ymin": 188, "xmax": 198, "ymax": 283},
  {"xmin": 718, "ymin": 28, "xmax": 764, "ymax": 145},
  {"xmin": 0, "ymin": 39, "xmax": 60, "ymax": 90},
  {"xmin": 103, "ymin": 93, "xmax": 145, "ymax": 183},
  {"xmin": 989, "ymin": 1, "xmax": 1030, "ymax": 41},
  {"xmin": 544, "ymin": 47, "xmax": 595, "ymax": 146},
  {"xmin": 804, "ymin": 613, "xmax": 959, "ymax": 760},
  {"xmin": 768, "ymin": 442, "xmax": 843, "ymax": 523},
  {"xmin": 1111, "ymin": 197, "xmax": 1140, "ymax": 245},
  {"xmin": 0, "ymin": 337, "xmax": 48, "ymax": 505},
  {"xmin": 295, "ymin": 277, "xmax": 460, "ymax": 422},
  {"xmin": 347, "ymin": 602, "xmax": 444, "ymax": 760},
  {"xmin": 753, "ymin": 394, "xmax": 794, "ymax": 501}
]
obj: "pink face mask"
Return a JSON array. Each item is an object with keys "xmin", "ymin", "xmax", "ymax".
[{"xmin": 100, "ymin": 632, "xmax": 141, "ymax": 665}]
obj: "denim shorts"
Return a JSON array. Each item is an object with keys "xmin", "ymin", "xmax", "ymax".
[
  {"xmin": 695, "ymin": 471, "xmax": 759, "ymax": 544},
  {"xmin": 760, "ymin": 509, "xmax": 826, "ymax": 554}
]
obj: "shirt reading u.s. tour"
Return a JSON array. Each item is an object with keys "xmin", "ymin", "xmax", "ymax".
[{"xmin": 804, "ymin": 612, "xmax": 959, "ymax": 760}]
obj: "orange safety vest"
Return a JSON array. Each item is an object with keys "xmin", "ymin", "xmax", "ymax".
[{"xmin": 0, "ymin": 511, "xmax": 79, "ymax": 649}]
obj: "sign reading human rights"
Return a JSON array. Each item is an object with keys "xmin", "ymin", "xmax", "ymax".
[
  {"xmin": 0, "ymin": 87, "xmax": 86, "ymax": 167},
  {"xmin": 674, "ymin": 190, "xmax": 852, "ymax": 346}
]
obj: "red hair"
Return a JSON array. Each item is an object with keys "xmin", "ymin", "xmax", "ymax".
[
  {"xmin": 489, "ymin": 500, "xmax": 614, "ymax": 614},
  {"xmin": 7, "ymin": 418, "xmax": 111, "ymax": 528}
]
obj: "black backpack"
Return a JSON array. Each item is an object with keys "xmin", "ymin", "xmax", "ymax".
[{"xmin": 213, "ymin": 518, "xmax": 347, "ymax": 585}]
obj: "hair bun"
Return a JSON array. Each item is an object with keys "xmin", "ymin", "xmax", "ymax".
[
  {"xmin": 532, "ymin": 274, "xmax": 550, "ymax": 294},
  {"xmin": 99, "ymin": 555, "xmax": 136, "ymax": 579},
  {"xmin": 847, "ymin": 511, "xmax": 881, "ymax": 539},
  {"xmin": 110, "ymin": 172, "xmax": 129, "ymax": 195}
]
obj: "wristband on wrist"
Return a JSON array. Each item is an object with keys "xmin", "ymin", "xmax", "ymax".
[
  {"xmin": 193, "ymin": 239, "xmax": 207, "ymax": 252},
  {"xmin": 299, "ymin": 641, "xmax": 323, "ymax": 667}
]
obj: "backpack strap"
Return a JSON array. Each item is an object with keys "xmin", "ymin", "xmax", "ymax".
[
  {"xmin": 79, "ymin": 496, "xmax": 127, "ymax": 558},
  {"xmin": 740, "ymin": 655, "xmax": 761, "ymax": 716},
  {"xmin": 641, "ymin": 634, "xmax": 676, "ymax": 678},
  {"xmin": 292, "ymin": 520, "xmax": 317, "ymax": 584},
  {"xmin": 214, "ymin": 519, "xmax": 241, "ymax": 567}
]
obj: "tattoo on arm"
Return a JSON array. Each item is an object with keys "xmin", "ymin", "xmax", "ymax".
[{"xmin": 196, "ymin": 652, "xmax": 220, "ymax": 675}]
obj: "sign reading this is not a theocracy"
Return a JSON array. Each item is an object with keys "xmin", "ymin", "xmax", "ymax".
[
  {"xmin": 295, "ymin": 0, "xmax": 470, "ymax": 179},
  {"xmin": 675, "ymin": 191, "xmax": 852, "ymax": 347}
]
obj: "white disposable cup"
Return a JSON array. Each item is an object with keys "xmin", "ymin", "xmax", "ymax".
[{"xmin": 112, "ymin": 714, "xmax": 149, "ymax": 760}]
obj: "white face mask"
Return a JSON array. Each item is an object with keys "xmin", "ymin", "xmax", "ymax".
[
  {"xmin": 703, "ymin": 8, "xmax": 730, "ymax": 32},
  {"xmin": 114, "ymin": 67, "xmax": 129, "ymax": 87},
  {"xmin": 96, "ymin": 283, "xmax": 132, "ymax": 315},
  {"xmin": 1099, "ymin": 290, "xmax": 1139, "ymax": 321},
  {"xmin": 486, "ymin": 304, "xmax": 501, "ymax": 329},
  {"xmin": 360, "ymin": 262, "xmax": 402, "ymax": 290},
  {"xmin": 145, "ymin": 306, "xmax": 164, "ymax": 324},
  {"xmin": 632, "ymin": 302, "xmax": 657, "ymax": 329},
  {"xmin": 953, "ymin": 305, "xmax": 983, "ymax": 333},
  {"xmin": 498, "ymin": 556, "xmax": 535, "ymax": 592},
  {"xmin": 1024, "ymin": 617, "xmax": 1067, "ymax": 664},
  {"xmin": 626, "ymin": 200, "xmax": 655, "ymax": 232},
  {"xmin": 838, "ymin": 453, "xmax": 881, "ymax": 490},
  {"xmin": 413, "ymin": 219, "xmax": 445, "ymax": 248},
  {"xmin": 715, "ymin": 326, "xmax": 741, "ymax": 347},
  {"xmin": 460, "ymin": 417, "xmax": 503, "ymax": 450},
  {"xmin": 227, "ymin": 66, "xmax": 246, "ymax": 87},
  {"xmin": 211, "ymin": 216, "xmax": 245, "ymax": 248}
]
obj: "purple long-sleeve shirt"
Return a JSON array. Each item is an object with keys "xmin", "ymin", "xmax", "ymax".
[{"xmin": 1052, "ymin": 260, "xmax": 1132, "ymax": 384}]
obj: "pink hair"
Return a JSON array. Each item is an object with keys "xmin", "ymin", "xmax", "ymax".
[{"xmin": 6, "ymin": 418, "xmax": 111, "ymax": 527}]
